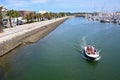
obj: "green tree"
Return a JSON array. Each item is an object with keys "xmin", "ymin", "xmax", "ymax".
[
  {"xmin": 25, "ymin": 13, "xmax": 32, "ymax": 23},
  {"xmin": 7, "ymin": 10, "xmax": 20, "ymax": 18},
  {"xmin": 0, "ymin": 13, "xmax": 2, "ymax": 19},
  {"xmin": 58, "ymin": 12, "xmax": 66, "ymax": 17},
  {"xmin": 0, "ymin": 7, "xmax": 3, "ymax": 19},
  {"xmin": 32, "ymin": 12, "xmax": 37, "ymax": 22},
  {"xmin": 36, "ymin": 13, "xmax": 42, "ymax": 22},
  {"xmin": 43, "ymin": 12, "xmax": 56, "ymax": 20},
  {"xmin": 25, "ymin": 12, "xmax": 36, "ymax": 23},
  {"xmin": 0, "ymin": 6, "xmax": 3, "ymax": 32},
  {"xmin": 7, "ymin": 10, "xmax": 20, "ymax": 26}
]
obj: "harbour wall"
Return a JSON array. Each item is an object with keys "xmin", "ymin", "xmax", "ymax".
[{"xmin": 0, "ymin": 17, "xmax": 68, "ymax": 56}]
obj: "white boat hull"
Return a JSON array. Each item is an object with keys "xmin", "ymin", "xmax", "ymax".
[{"xmin": 82, "ymin": 46, "xmax": 101, "ymax": 61}]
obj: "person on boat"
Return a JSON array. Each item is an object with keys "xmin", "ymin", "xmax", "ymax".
[
  {"xmin": 86, "ymin": 45, "xmax": 96, "ymax": 54},
  {"xmin": 91, "ymin": 48, "xmax": 96, "ymax": 54},
  {"xmin": 86, "ymin": 45, "xmax": 92, "ymax": 54}
]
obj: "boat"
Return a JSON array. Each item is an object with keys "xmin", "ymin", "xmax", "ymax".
[
  {"xmin": 83, "ymin": 45, "xmax": 101, "ymax": 61},
  {"xmin": 100, "ymin": 19, "xmax": 110, "ymax": 23}
]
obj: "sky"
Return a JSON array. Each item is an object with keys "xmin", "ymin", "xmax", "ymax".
[{"xmin": 0, "ymin": 0, "xmax": 120, "ymax": 12}]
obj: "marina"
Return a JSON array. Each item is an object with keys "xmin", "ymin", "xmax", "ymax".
[{"xmin": 85, "ymin": 12, "xmax": 120, "ymax": 25}]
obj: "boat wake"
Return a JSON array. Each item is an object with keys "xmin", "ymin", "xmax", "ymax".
[
  {"xmin": 77, "ymin": 36, "xmax": 101, "ymax": 61},
  {"xmin": 80, "ymin": 36, "xmax": 87, "ymax": 49}
]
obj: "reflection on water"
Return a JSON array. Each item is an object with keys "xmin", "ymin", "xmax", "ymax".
[
  {"xmin": 0, "ymin": 66, "xmax": 6, "ymax": 80},
  {"xmin": 0, "ymin": 56, "xmax": 10, "ymax": 71},
  {"xmin": 0, "ymin": 57, "xmax": 9, "ymax": 80},
  {"xmin": 0, "ymin": 45, "xmax": 24, "ymax": 80},
  {"xmin": 85, "ymin": 59, "xmax": 99, "ymax": 65}
]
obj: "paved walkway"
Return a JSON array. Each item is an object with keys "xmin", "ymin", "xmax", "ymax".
[{"xmin": 0, "ymin": 17, "xmax": 68, "ymax": 43}]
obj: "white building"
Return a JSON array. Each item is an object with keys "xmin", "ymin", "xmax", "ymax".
[{"xmin": 39, "ymin": 10, "xmax": 49, "ymax": 14}]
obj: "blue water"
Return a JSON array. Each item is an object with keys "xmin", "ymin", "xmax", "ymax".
[{"xmin": 0, "ymin": 17, "xmax": 120, "ymax": 80}]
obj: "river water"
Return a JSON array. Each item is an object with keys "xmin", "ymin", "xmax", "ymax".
[{"xmin": 0, "ymin": 17, "xmax": 120, "ymax": 80}]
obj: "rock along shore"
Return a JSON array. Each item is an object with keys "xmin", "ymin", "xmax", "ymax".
[{"xmin": 0, "ymin": 17, "xmax": 69, "ymax": 56}]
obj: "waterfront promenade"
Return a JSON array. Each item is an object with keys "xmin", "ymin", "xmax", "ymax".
[
  {"xmin": 0, "ymin": 17, "xmax": 67, "ymax": 42},
  {"xmin": 0, "ymin": 17, "xmax": 68, "ymax": 56}
]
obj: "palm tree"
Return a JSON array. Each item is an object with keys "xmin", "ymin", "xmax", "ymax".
[
  {"xmin": 7, "ymin": 10, "xmax": 20, "ymax": 18},
  {"xmin": 36, "ymin": 13, "xmax": 42, "ymax": 22},
  {"xmin": 51, "ymin": 13, "xmax": 58, "ymax": 19},
  {"xmin": 0, "ymin": 6, "xmax": 3, "ymax": 32},
  {"xmin": 48, "ymin": 12, "xmax": 54, "ymax": 20},
  {"xmin": 25, "ymin": 13, "xmax": 31, "ymax": 23},
  {"xmin": 58, "ymin": 12, "xmax": 66, "ymax": 17},
  {"xmin": 7, "ymin": 10, "xmax": 20, "ymax": 26},
  {"xmin": 0, "ymin": 13, "xmax": 2, "ymax": 19},
  {"xmin": 43, "ymin": 12, "xmax": 54, "ymax": 20},
  {"xmin": 24, "ymin": 12, "xmax": 36, "ymax": 23},
  {"xmin": 51, "ymin": 13, "xmax": 59, "ymax": 19}
]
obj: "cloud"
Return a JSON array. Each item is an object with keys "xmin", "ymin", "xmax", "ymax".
[
  {"xmin": 6, "ymin": 0, "xmax": 29, "ymax": 7},
  {"xmin": 32, "ymin": 0, "xmax": 48, "ymax": 3},
  {"xmin": 5, "ymin": 0, "xmax": 48, "ymax": 7}
]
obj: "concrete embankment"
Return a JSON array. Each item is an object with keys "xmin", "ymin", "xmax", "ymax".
[{"xmin": 0, "ymin": 17, "xmax": 69, "ymax": 56}]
